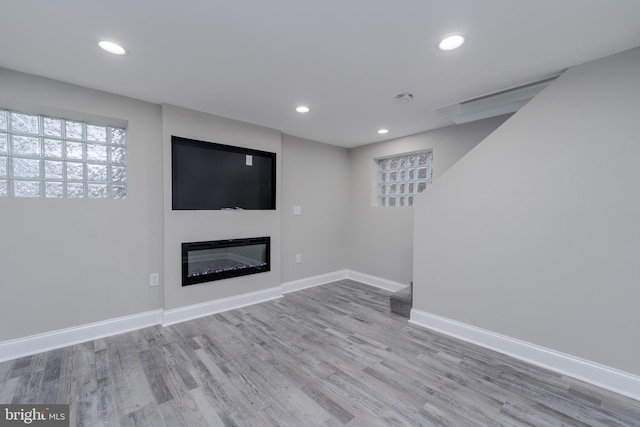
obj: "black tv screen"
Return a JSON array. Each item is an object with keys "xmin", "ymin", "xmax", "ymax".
[{"xmin": 172, "ymin": 136, "xmax": 276, "ymax": 210}]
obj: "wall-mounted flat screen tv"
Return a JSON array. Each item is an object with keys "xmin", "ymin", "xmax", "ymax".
[{"xmin": 172, "ymin": 136, "xmax": 276, "ymax": 210}]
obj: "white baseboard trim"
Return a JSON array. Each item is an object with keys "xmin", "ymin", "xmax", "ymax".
[
  {"xmin": 0, "ymin": 271, "xmax": 407, "ymax": 364},
  {"xmin": 346, "ymin": 270, "xmax": 408, "ymax": 292},
  {"xmin": 162, "ymin": 286, "xmax": 283, "ymax": 326},
  {"xmin": 409, "ymin": 309, "xmax": 640, "ymax": 402},
  {"xmin": 281, "ymin": 270, "xmax": 348, "ymax": 294},
  {"xmin": 0, "ymin": 309, "xmax": 163, "ymax": 363}
]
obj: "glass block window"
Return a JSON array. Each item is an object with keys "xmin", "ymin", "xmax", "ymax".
[
  {"xmin": 378, "ymin": 151, "xmax": 432, "ymax": 207},
  {"xmin": 0, "ymin": 109, "xmax": 126, "ymax": 199}
]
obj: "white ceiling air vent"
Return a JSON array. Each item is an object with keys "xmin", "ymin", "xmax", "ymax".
[
  {"xmin": 435, "ymin": 74, "xmax": 561, "ymax": 124},
  {"xmin": 395, "ymin": 93, "xmax": 414, "ymax": 104}
]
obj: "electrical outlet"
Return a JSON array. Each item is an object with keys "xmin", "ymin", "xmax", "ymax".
[
  {"xmin": 293, "ymin": 205, "xmax": 302, "ymax": 215},
  {"xmin": 149, "ymin": 273, "xmax": 160, "ymax": 287},
  {"xmin": 295, "ymin": 254, "xmax": 302, "ymax": 264}
]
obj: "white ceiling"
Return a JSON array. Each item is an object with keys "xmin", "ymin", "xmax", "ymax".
[{"xmin": 2, "ymin": 1, "xmax": 640, "ymax": 148}]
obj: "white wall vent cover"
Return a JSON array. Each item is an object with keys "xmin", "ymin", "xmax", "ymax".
[{"xmin": 436, "ymin": 74, "xmax": 561, "ymax": 124}]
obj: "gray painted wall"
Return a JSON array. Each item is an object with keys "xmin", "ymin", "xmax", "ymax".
[
  {"xmin": 413, "ymin": 48, "xmax": 640, "ymax": 375},
  {"xmin": 0, "ymin": 63, "xmax": 499, "ymax": 342},
  {"xmin": 0, "ymin": 69, "xmax": 163, "ymax": 341},
  {"xmin": 348, "ymin": 116, "xmax": 510, "ymax": 285},
  {"xmin": 281, "ymin": 135, "xmax": 349, "ymax": 283},
  {"xmin": 161, "ymin": 105, "xmax": 282, "ymax": 310}
]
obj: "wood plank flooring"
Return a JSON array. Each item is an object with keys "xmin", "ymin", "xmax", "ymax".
[{"xmin": 1, "ymin": 280, "xmax": 639, "ymax": 426}]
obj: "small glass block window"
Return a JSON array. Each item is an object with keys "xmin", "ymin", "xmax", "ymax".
[
  {"xmin": 0, "ymin": 108, "xmax": 127, "ymax": 198},
  {"xmin": 377, "ymin": 151, "xmax": 432, "ymax": 207}
]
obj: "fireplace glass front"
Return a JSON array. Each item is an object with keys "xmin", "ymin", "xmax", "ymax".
[{"xmin": 182, "ymin": 237, "xmax": 270, "ymax": 286}]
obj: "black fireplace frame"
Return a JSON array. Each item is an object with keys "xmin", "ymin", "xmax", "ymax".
[{"xmin": 182, "ymin": 237, "xmax": 270, "ymax": 286}]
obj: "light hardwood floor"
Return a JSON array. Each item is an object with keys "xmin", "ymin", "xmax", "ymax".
[{"xmin": 1, "ymin": 280, "xmax": 639, "ymax": 426}]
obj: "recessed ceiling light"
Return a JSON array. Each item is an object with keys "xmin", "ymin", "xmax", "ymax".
[
  {"xmin": 378, "ymin": 129, "xmax": 389, "ymax": 134},
  {"xmin": 98, "ymin": 40, "xmax": 127, "ymax": 55},
  {"xmin": 295, "ymin": 106, "xmax": 310, "ymax": 113},
  {"xmin": 438, "ymin": 35, "xmax": 465, "ymax": 51}
]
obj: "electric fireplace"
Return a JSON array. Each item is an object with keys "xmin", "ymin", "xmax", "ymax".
[{"xmin": 182, "ymin": 237, "xmax": 270, "ymax": 286}]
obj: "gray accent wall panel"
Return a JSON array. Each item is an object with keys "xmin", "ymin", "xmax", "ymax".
[
  {"xmin": 281, "ymin": 135, "xmax": 349, "ymax": 283},
  {"xmin": 161, "ymin": 104, "xmax": 282, "ymax": 311},
  {"xmin": 413, "ymin": 47, "xmax": 640, "ymax": 375}
]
